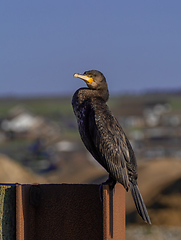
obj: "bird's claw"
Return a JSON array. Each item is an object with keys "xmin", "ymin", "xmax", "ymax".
[{"xmin": 99, "ymin": 177, "xmax": 117, "ymax": 202}]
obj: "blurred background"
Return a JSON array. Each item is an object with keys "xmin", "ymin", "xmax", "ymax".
[{"xmin": 1, "ymin": 1, "xmax": 181, "ymax": 239}]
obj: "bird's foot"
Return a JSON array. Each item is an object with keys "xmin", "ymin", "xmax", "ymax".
[{"xmin": 99, "ymin": 176, "xmax": 117, "ymax": 202}]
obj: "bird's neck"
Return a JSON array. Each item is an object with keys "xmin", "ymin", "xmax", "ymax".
[{"xmin": 77, "ymin": 87, "xmax": 109, "ymax": 104}]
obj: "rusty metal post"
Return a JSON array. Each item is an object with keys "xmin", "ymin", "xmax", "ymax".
[
  {"xmin": 103, "ymin": 183, "xmax": 125, "ymax": 240},
  {"xmin": 1, "ymin": 183, "xmax": 125, "ymax": 240},
  {"xmin": 0, "ymin": 184, "xmax": 16, "ymax": 240},
  {"xmin": 16, "ymin": 184, "xmax": 24, "ymax": 240}
]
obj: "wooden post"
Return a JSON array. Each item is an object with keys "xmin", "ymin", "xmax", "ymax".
[{"xmin": 0, "ymin": 183, "xmax": 125, "ymax": 240}]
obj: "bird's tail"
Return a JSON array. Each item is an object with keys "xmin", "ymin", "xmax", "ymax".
[{"xmin": 129, "ymin": 182, "xmax": 151, "ymax": 224}]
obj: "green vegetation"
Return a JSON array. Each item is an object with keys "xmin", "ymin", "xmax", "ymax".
[
  {"xmin": 0, "ymin": 93, "xmax": 181, "ymax": 170},
  {"xmin": 0, "ymin": 94, "xmax": 180, "ymax": 118},
  {"xmin": 170, "ymin": 97, "xmax": 181, "ymax": 111},
  {"xmin": 26, "ymin": 98, "xmax": 73, "ymax": 117},
  {"xmin": 0, "ymin": 97, "xmax": 73, "ymax": 118}
]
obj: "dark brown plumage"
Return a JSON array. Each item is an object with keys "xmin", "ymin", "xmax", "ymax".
[{"xmin": 72, "ymin": 70, "xmax": 151, "ymax": 224}]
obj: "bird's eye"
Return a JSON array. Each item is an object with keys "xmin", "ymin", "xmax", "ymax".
[{"xmin": 90, "ymin": 75, "xmax": 93, "ymax": 78}]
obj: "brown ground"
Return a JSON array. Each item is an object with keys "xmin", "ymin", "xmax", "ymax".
[{"xmin": 0, "ymin": 154, "xmax": 47, "ymax": 184}]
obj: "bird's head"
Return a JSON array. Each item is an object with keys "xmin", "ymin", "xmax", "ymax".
[{"xmin": 73, "ymin": 70, "xmax": 108, "ymax": 92}]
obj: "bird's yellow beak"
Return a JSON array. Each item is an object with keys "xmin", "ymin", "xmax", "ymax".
[{"xmin": 73, "ymin": 73, "xmax": 94, "ymax": 84}]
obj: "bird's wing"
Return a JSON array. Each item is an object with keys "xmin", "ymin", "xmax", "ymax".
[{"xmin": 88, "ymin": 106, "xmax": 130, "ymax": 189}]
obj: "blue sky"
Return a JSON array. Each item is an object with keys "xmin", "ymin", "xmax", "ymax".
[{"xmin": 1, "ymin": 1, "xmax": 181, "ymax": 96}]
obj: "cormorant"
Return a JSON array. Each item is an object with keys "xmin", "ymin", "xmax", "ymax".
[{"xmin": 72, "ymin": 70, "xmax": 151, "ymax": 224}]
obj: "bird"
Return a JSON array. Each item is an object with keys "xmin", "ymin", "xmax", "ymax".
[{"xmin": 72, "ymin": 70, "xmax": 151, "ymax": 224}]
